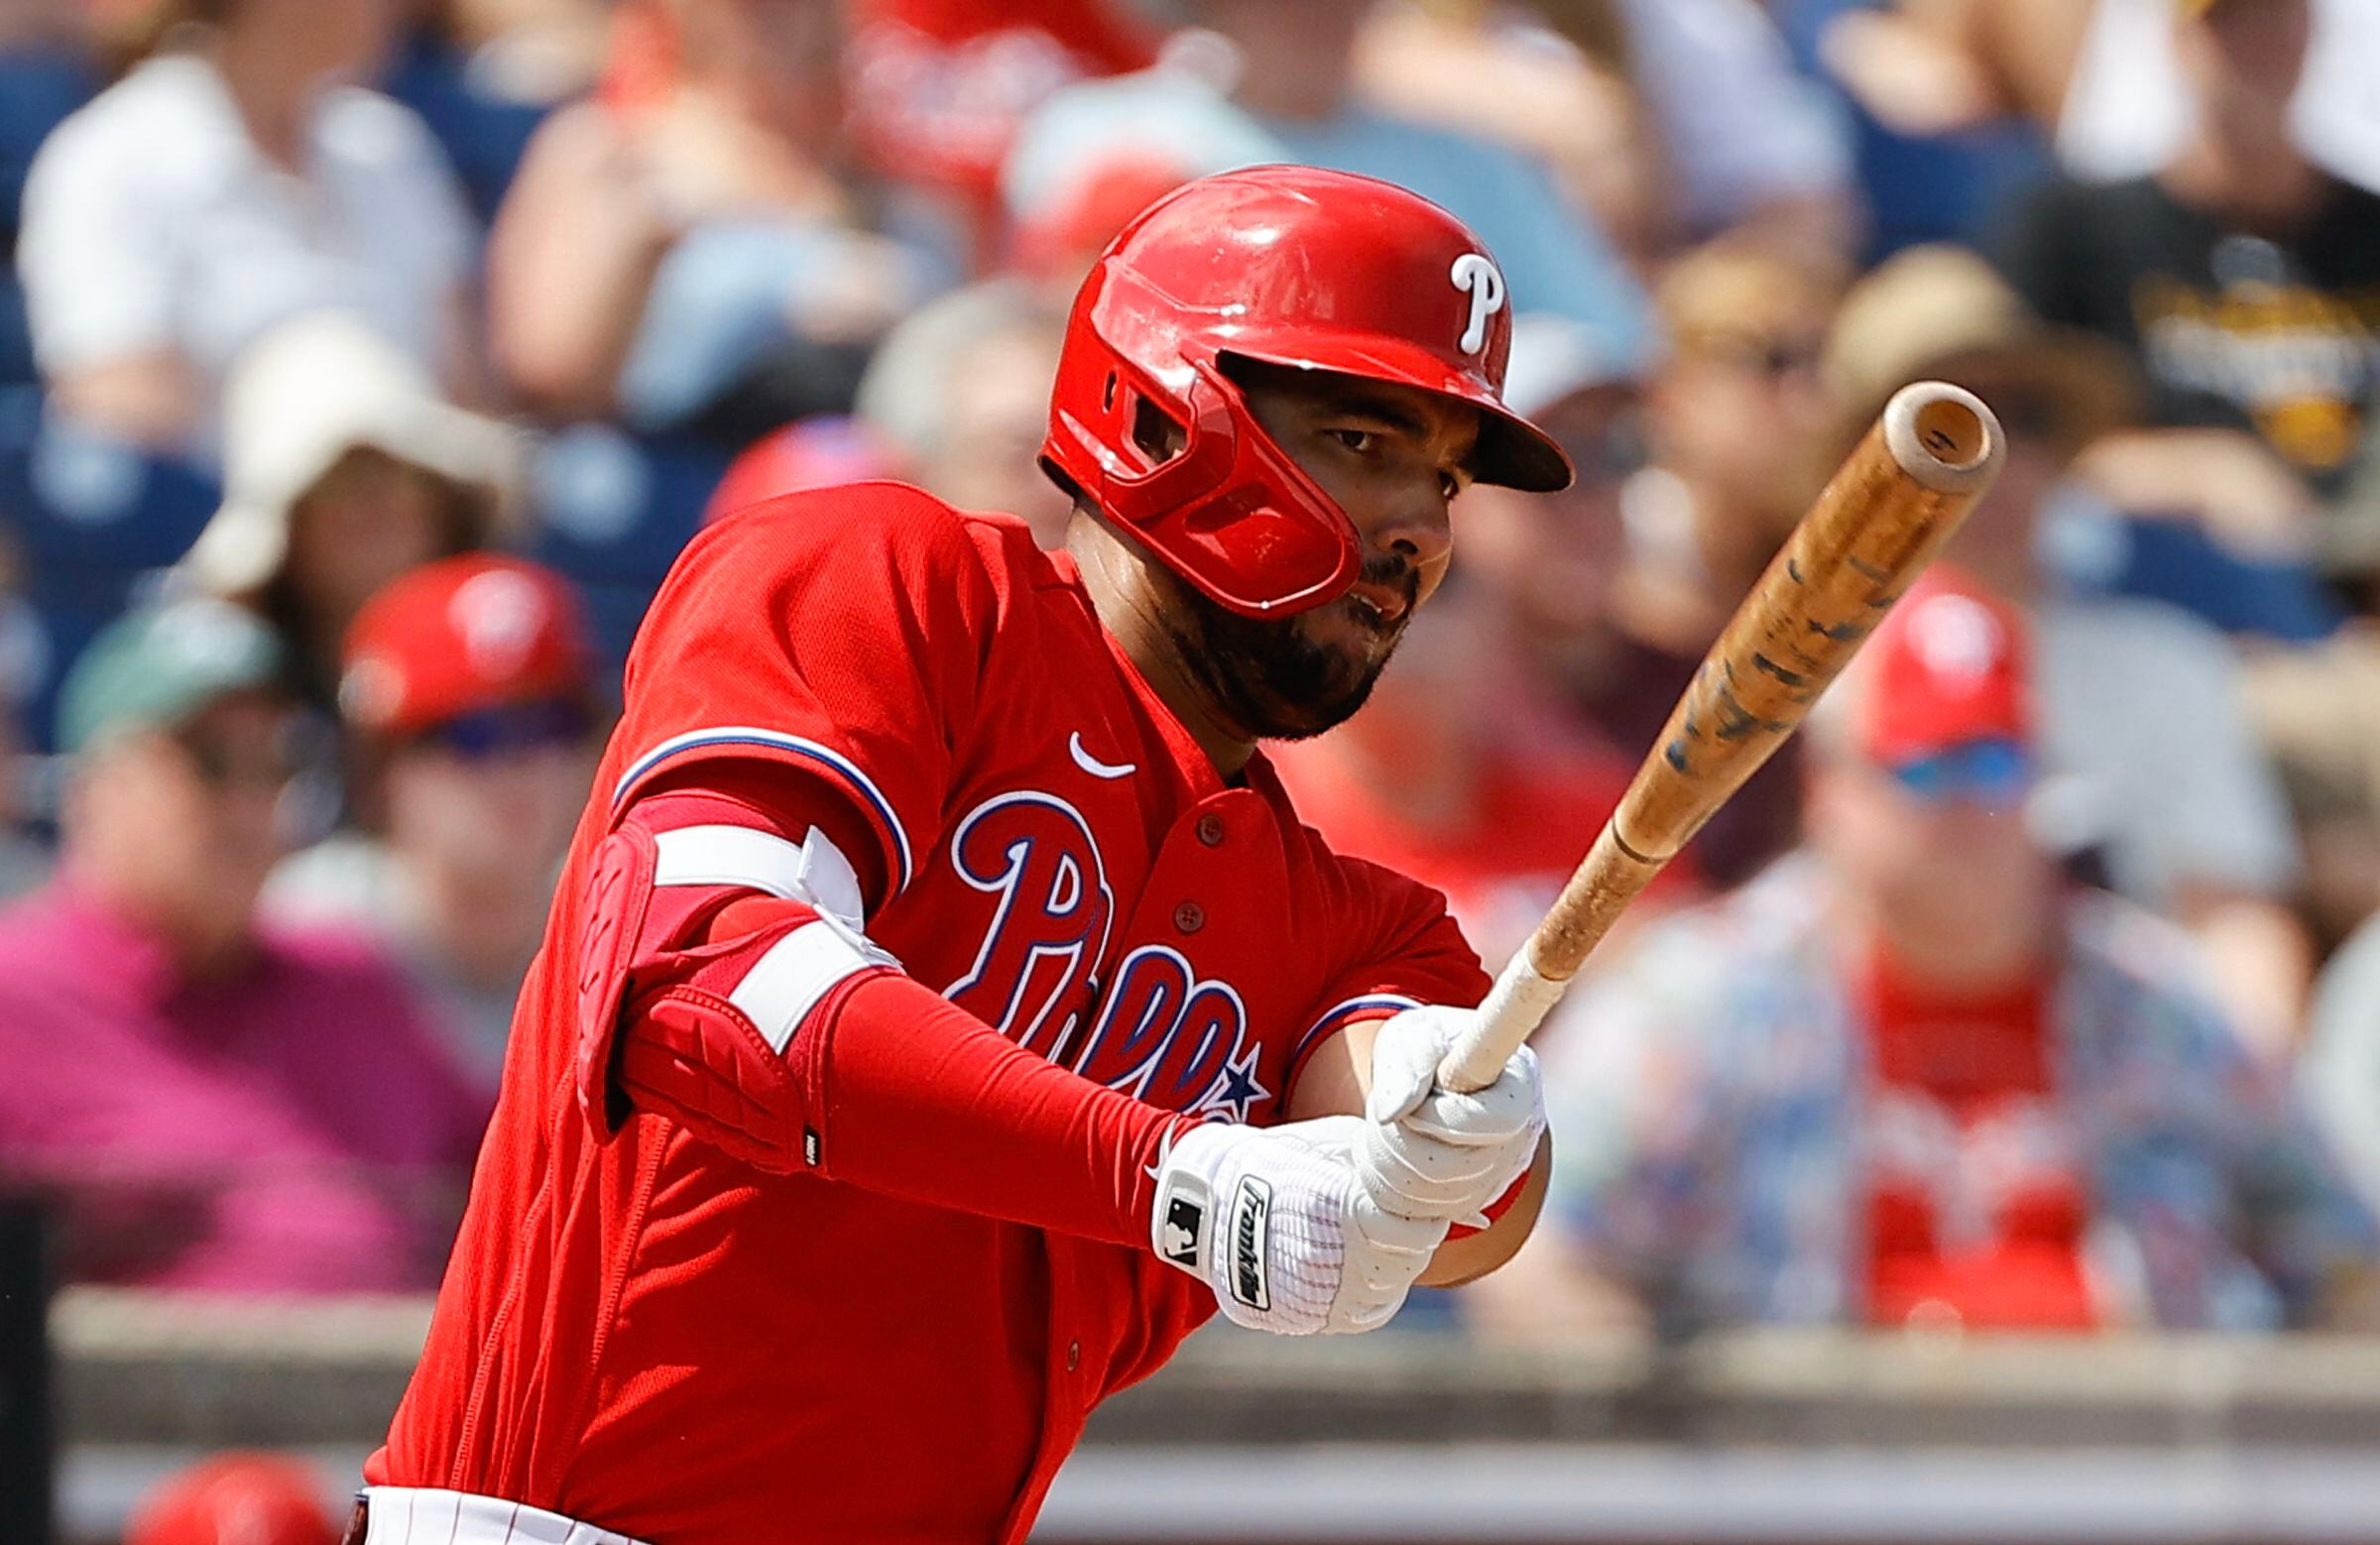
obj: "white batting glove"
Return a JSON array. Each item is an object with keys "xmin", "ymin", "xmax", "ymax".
[
  {"xmin": 1358, "ymin": 1006, "xmax": 1546, "ymax": 1229},
  {"xmin": 1149, "ymin": 1117, "xmax": 1448, "ymax": 1336}
]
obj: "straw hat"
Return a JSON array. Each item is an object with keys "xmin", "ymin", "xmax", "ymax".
[{"xmin": 183, "ymin": 312, "xmax": 522, "ymax": 598}]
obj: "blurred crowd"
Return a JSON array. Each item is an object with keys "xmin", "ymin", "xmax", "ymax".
[{"xmin": 1, "ymin": 2, "xmax": 2379, "ymax": 1501}]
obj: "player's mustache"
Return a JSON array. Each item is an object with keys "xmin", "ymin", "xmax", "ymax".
[{"xmin": 1348, "ymin": 556, "xmax": 1420, "ymax": 629}]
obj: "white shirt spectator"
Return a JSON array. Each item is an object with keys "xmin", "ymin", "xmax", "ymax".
[
  {"xmin": 2059, "ymin": 0, "xmax": 2380, "ymax": 191},
  {"xmin": 2036, "ymin": 596, "xmax": 2304, "ymax": 909},
  {"xmin": 17, "ymin": 49, "xmax": 474, "ymax": 465}
]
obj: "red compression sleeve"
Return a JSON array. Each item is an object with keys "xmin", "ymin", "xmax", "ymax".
[
  {"xmin": 804, "ymin": 972, "xmax": 1190, "ymax": 1249},
  {"xmin": 614, "ymin": 765, "xmax": 1187, "ymax": 1248}
]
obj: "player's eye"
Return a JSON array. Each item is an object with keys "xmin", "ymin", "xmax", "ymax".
[
  {"xmin": 1327, "ymin": 427, "xmax": 1376, "ymax": 454},
  {"xmin": 1439, "ymin": 470, "xmax": 1464, "ymax": 501}
]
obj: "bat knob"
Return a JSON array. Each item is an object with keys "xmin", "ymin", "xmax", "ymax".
[{"xmin": 1883, "ymin": 382, "xmax": 2003, "ymax": 496}]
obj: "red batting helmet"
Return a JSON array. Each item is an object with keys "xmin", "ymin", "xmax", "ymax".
[{"xmin": 1040, "ymin": 165, "xmax": 1574, "ymax": 617}]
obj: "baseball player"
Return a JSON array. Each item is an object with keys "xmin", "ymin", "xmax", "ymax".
[{"xmin": 353, "ymin": 167, "xmax": 1567, "ymax": 1544}]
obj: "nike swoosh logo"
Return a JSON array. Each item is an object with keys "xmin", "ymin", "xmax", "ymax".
[{"xmin": 1069, "ymin": 732, "xmax": 1136, "ymax": 779}]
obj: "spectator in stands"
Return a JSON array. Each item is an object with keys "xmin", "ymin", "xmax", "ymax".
[
  {"xmin": 183, "ymin": 312, "xmax": 520, "ymax": 710},
  {"xmin": 0, "ymin": 2, "xmax": 96, "ymax": 387},
  {"xmin": 1791, "ymin": 0, "xmax": 2375, "ymax": 205},
  {"xmin": 1461, "ymin": 315, "xmax": 1644, "ymax": 687},
  {"xmin": 0, "ymin": 599, "xmax": 483, "ymax": 1292},
  {"xmin": 489, "ymin": 0, "xmax": 952, "ymax": 443},
  {"xmin": 2246, "ymin": 613, "xmax": 2380, "ymax": 954},
  {"xmin": 0, "ymin": 541, "xmax": 51, "ymax": 901},
  {"xmin": 1606, "ymin": 0, "xmax": 1857, "ymax": 258},
  {"xmin": 1003, "ymin": 0, "xmax": 1656, "ymax": 369},
  {"xmin": 1480, "ymin": 577, "xmax": 2375, "ymax": 1337},
  {"xmin": 2305, "ymin": 907, "xmax": 2380, "ymax": 1217},
  {"xmin": 15, "ymin": 0, "xmax": 478, "ymax": 464},
  {"xmin": 1352, "ymin": 0, "xmax": 1666, "ymax": 268},
  {"xmin": 1769, "ymin": 0, "xmax": 2057, "ymax": 261},
  {"xmin": 266, "ymin": 555, "xmax": 597, "ymax": 1094},
  {"xmin": 2057, "ymin": 0, "xmax": 2379, "ymax": 193},
  {"xmin": 1827, "ymin": 246, "xmax": 2314, "ymax": 1050},
  {"xmin": 2219, "ymin": 202, "xmax": 2380, "ymax": 951},
  {"xmin": 844, "ymin": 0, "xmax": 1158, "ymax": 257},
  {"xmin": 382, "ymin": 0, "xmax": 597, "ymax": 226},
  {"xmin": 852, "ymin": 279, "xmax": 1076, "ymax": 547},
  {"xmin": 0, "ymin": 0, "xmax": 87, "ymax": 49},
  {"xmin": 419, "ymin": 0, "xmax": 614, "ymax": 109},
  {"xmin": 1992, "ymin": 0, "xmax": 2380, "ymax": 501},
  {"xmin": 1620, "ymin": 240, "xmax": 1843, "ymax": 658},
  {"xmin": 1808, "ymin": 0, "xmax": 2088, "ymax": 144},
  {"xmin": 1360, "ymin": 0, "xmax": 1859, "ymax": 265}
]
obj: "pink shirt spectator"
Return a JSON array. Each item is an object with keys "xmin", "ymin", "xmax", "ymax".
[{"xmin": 0, "ymin": 878, "xmax": 486, "ymax": 1293}]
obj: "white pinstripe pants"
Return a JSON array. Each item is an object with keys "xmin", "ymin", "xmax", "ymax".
[{"xmin": 357, "ymin": 1486, "xmax": 651, "ymax": 1545}]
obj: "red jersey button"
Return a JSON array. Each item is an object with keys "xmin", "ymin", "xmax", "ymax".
[
  {"xmin": 1173, "ymin": 901, "xmax": 1205, "ymax": 934},
  {"xmin": 1196, "ymin": 812, "xmax": 1226, "ymax": 847}
]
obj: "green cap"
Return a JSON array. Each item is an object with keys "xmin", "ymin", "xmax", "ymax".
[{"xmin": 58, "ymin": 598, "xmax": 288, "ymax": 755}]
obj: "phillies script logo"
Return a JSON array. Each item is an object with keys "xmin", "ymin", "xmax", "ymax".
[
  {"xmin": 944, "ymin": 791, "xmax": 1270, "ymax": 1121},
  {"xmin": 945, "ymin": 791, "xmax": 1115, "ymax": 1059}
]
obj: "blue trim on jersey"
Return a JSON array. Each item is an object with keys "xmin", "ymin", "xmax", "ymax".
[
  {"xmin": 1287, "ymin": 993, "xmax": 1425, "ymax": 1078},
  {"xmin": 612, "ymin": 726, "xmax": 914, "ymax": 894}
]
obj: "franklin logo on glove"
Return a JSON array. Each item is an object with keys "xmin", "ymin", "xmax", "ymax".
[{"xmin": 1231, "ymin": 1178, "xmax": 1273, "ymax": 1311}]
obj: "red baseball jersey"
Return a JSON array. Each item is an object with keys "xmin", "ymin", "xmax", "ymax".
[{"xmin": 368, "ymin": 484, "xmax": 1487, "ymax": 1542}]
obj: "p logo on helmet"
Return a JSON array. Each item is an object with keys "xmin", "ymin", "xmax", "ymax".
[{"xmin": 1449, "ymin": 254, "xmax": 1506, "ymax": 357}]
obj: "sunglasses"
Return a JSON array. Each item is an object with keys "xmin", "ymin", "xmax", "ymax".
[
  {"xmin": 1695, "ymin": 332, "xmax": 1826, "ymax": 379},
  {"xmin": 415, "ymin": 698, "xmax": 591, "ymax": 762},
  {"xmin": 1884, "ymin": 737, "xmax": 2035, "ymax": 808},
  {"xmin": 171, "ymin": 716, "xmax": 322, "ymax": 794}
]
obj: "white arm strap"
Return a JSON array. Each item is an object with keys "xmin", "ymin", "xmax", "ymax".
[{"xmin": 652, "ymin": 823, "xmax": 870, "ymax": 930}]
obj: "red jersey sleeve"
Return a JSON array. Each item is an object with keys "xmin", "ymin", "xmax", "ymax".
[
  {"xmin": 605, "ymin": 484, "xmax": 1004, "ymax": 912},
  {"xmin": 1282, "ymin": 852, "xmax": 1491, "ymax": 1099}
]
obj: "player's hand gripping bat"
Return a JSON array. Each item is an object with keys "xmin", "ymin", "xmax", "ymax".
[{"xmin": 1437, "ymin": 382, "xmax": 2007, "ymax": 1094}]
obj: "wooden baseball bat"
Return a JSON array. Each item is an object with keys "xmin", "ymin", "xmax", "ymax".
[{"xmin": 1437, "ymin": 381, "xmax": 2006, "ymax": 1093}]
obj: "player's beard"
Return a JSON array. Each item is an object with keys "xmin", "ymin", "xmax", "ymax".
[{"xmin": 1165, "ymin": 554, "xmax": 1418, "ymax": 742}]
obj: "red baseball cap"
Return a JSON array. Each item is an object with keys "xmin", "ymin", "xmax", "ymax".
[
  {"xmin": 125, "ymin": 1452, "xmax": 338, "ymax": 1545},
  {"xmin": 341, "ymin": 554, "xmax": 594, "ymax": 737},
  {"xmin": 1857, "ymin": 568, "xmax": 2033, "ymax": 765}
]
